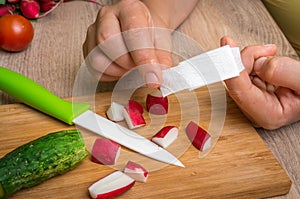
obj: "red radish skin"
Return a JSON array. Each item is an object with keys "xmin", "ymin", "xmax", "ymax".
[
  {"xmin": 128, "ymin": 100, "xmax": 144, "ymax": 114},
  {"xmin": 91, "ymin": 138, "xmax": 121, "ymax": 165},
  {"xmin": 39, "ymin": 0, "xmax": 55, "ymax": 2},
  {"xmin": 151, "ymin": 126, "xmax": 178, "ymax": 148},
  {"xmin": 20, "ymin": 0, "xmax": 40, "ymax": 19},
  {"xmin": 88, "ymin": 171, "xmax": 135, "ymax": 199},
  {"xmin": 40, "ymin": 1, "xmax": 56, "ymax": 12},
  {"xmin": 146, "ymin": 90, "xmax": 168, "ymax": 115},
  {"xmin": 123, "ymin": 106, "xmax": 146, "ymax": 129},
  {"xmin": 106, "ymin": 102, "xmax": 125, "ymax": 122},
  {"xmin": 0, "ymin": 5, "xmax": 16, "ymax": 17},
  {"xmin": 124, "ymin": 161, "xmax": 148, "ymax": 183},
  {"xmin": 186, "ymin": 121, "xmax": 211, "ymax": 151}
]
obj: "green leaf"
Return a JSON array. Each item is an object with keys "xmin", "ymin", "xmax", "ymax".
[{"xmin": 0, "ymin": 0, "xmax": 6, "ymax": 5}]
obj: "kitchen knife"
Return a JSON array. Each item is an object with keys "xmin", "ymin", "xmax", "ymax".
[{"xmin": 0, "ymin": 66, "xmax": 184, "ymax": 168}]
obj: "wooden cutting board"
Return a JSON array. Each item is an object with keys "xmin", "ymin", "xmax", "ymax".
[{"xmin": 0, "ymin": 84, "xmax": 291, "ymax": 199}]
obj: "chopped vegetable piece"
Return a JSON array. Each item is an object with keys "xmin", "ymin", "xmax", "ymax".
[
  {"xmin": 123, "ymin": 102, "xmax": 146, "ymax": 129},
  {"xmin": 124, "ymin": 161, "xmax": 148, "ymax": 183},
  {"xmin": 146, "ymin": 90, "xmax": 168, "ymax": 115},
  {"xmin": 88, "ymin": 171, "xmax": 135, "ymax": 199},
  {"xmin": 91, "ymin": 138, "xmax": 121, "ymax": 165},
  {"xmin": 106, "ymin": 102, "xmax": 125, "ymax": 122},
  {"xmin": 186, "ymin": 121, "xmax": 211, "ymax": 151},
  {"xmin": 151, "ymin": 126, "xmax": 178, "ymax": 148},
  {"xmin": 128, "ymin": 99, "xmax": 144, "ymax": 114}
]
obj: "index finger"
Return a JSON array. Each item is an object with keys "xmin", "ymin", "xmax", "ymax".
[
  {"xmin": 220, "ymin": 37, "xmax": 278, "ymax": 126},
  {"xmin": 118, "ymin": 1, "xmax": 161, "ymax": 88}
]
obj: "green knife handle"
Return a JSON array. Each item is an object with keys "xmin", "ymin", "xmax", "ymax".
[{"xmin": 0, "ymin": 66, "xmax": 90, "ymax": 125}]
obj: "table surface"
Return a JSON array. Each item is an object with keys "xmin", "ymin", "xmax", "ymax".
[{"xmin": 0, "ymin": 0, "xmax": 299, "ymax": 198}]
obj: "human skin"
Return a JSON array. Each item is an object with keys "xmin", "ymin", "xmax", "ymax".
[
  {"xmin": 221, "ymin": 36, "xmax": 300, "ymax": 130},
  {"xmin": 83, "ymin": 0, "xmax": 198, "ymax": 88}
]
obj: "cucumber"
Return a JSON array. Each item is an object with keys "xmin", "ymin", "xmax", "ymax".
[{"xmin": 0, "ymin": 129, "xmax": 88, "ymax": 199}]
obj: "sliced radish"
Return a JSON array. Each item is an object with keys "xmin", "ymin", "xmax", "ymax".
[
  {"xmin": 124, "ymin": 161, "xmax": 148, "ymax": 183},
  {"xmin": 91, "ymin": 138, "xmax": 121, "ymax": 165},
  {"xmin": 185, "ymin": 121, "xmax": 211, "ymax": 151},
  {"xmin": 146, "ymin": 90, "xmax": 168, "ymax": 115},
  {"xmin": 106, "ymin": 102, "xmax": 125, "ymax": 122},
  {"xmin": 123, "ymin": 103, "xmax": 146, "ymax": 129},
  {"xmin": 128, "ymin": 99, "xmax": 144, "ymax": 114},
  {"xmin": 151, "ymin": 126, "xmax": 178, "ymax": 148},
  {"xmin": 89, "ymin": 171, "xmax": 135, "ymax": 199}
]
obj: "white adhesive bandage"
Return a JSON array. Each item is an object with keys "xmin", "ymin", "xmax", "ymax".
[{"xmin": 160, "ymin": 45, "xmax": 244, "ymax": 96}]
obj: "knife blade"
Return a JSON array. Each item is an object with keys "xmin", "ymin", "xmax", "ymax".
[{"xmin": 0, "ymin": 66, "xmax": 184, "ymax": 168}]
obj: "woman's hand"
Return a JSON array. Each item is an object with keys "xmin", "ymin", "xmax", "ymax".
[
  {"xmin": 83, "ymin": 0, "xmax": 198, "ymax": 88},
  {"xmin": 221, "ymin": 36, "xmax": 300, "ymax": 129}
]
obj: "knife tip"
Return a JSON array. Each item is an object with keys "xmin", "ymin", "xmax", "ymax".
[{"xmin": 172, "ymin": 160, "xmax": 185, "ymax": 168}]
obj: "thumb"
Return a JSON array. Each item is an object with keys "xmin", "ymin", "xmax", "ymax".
[
  {"xmin": 137, "ymin": 57, "xmax": 162, "ymax": 89},
  {"xmin": 254, "ymin": 56, "xmax": 300, "ymax": 94}
]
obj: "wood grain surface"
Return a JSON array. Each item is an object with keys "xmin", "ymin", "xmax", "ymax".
[
  {"xmin": 0, "ymin": 0, "xmax": 299, "ymax": 198},
  {"xmin": 0, "ymin": 86, "xmax": 291, "ymax": 198}
]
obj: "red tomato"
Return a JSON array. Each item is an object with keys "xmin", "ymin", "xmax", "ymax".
[{"xmin": 0, "ymin": 14, "xmax": 34, "ymax": 52}]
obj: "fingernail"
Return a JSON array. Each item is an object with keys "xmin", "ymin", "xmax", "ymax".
[
  {"xmin": 264, "ymin": 44, "xmax": 276, "ymax": 48},
  {"xmin": 254, "ymin": 57, "xmax": 267, "ymax": 72},
  {"xmin": 145, "ymin": 72, "xmax": 159, "ymax": 88}
]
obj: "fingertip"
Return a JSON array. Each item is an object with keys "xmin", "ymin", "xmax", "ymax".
[
  {"xmin": 220, "ymin": 36, "xmax": 238, "ymax": 47},
  {"xmin": 138, "ymin": 62, "xmax": 162, "ymax": 88},
  {"xmin": 145, "ymin": 72, "xmax": 160, "ymax": 88},
  {"xmin": 260, "ymin": 44, "xmax": 277, "ymax": 54},
  {"xmin": 157, "ymin": 50, "xmax": 173, "ymax": 70},
  {"xmin": 253, "ymin": 57, "xmax": 268, "ymax": 73}
]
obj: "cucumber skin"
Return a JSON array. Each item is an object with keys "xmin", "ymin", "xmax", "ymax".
[{"xmin": 0, "ymin": 130, "xmax": 88, "ymax": 199}]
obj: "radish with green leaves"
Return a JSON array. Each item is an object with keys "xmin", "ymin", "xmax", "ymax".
[
  {"xmin": 88, "ymin": 171, "xmax": 135, "ymax": 199},
  {"xmin": 0, "ymin": 5, "xmax": 16, "ymax": 17},
  {"xmin": 40, "ymin": 0, "xmax": 56, "ymax": 12},
  {"xmin": 20, "ymin": 0, "xmax": 40, "ymax": 19}
]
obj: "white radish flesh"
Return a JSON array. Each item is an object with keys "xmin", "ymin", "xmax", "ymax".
[
  {"xmin": 89, "ymin": 171, "xmax": 135, "ymax": 199},
  {"xmin": 151, "ymin": 126, "xmax": 178, "ymax": 148},
  {"xmin": 124, "ymin": 161, "xmax": 148, "ymax": 183},
  {"xmin": 91, "ymin": 138, "xmax": 121, "ymax": 165},
  {"xmin": 106, "ymin": 102, "xmax": 125, "ymax": 122},
  {"xmin": 185, "ymin": 121, "xmax": 211, "ymax": 151}
]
